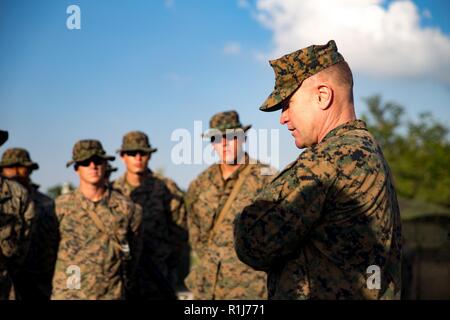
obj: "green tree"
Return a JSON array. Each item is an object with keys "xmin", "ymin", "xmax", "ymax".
[{"xmin": 362, "ymin": 95, "xmax": 450, "ymax": 207}]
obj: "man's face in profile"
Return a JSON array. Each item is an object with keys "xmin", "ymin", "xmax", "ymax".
[{"xmin": 279, "ymin": 82, "xmax": 319, "ymax": 149}]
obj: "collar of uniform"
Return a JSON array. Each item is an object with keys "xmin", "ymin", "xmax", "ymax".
[
  {"xmin": 320, "ymin": 119, "xmax": 368, "ymax": 144},
  {"xmin": 117, "ymin": 168, "xmax": 151, "ymax": 193},
  {"xmin": 216, "ymin": 152, "xmax": 251, "ymax": 182},
  {"xmin": 74, "ymin": 187, "xmax": 110, "ymax": 210}
]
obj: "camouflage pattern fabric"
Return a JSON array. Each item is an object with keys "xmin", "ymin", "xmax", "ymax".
[
  {"xmin": 185, "ymin": 154, "xmax": 275, "ymax": 300},
  {"xmin": 0, "ymin": 177, "xmax": 35, "ymax": 300},
  {"xmin": 51, "ymin": 188, "xmax": 142, "ymax": 300},
  {"xmin": 234, "ymin": 120, "xmax": 402, "ymax": 299},
  {"xmin": 66, "ymin": 139, "xmax": 115, "ymax": 167},
  {"xmin": 203, "ymin": 110, "xmax": 251, "ymax": 138},
  {"xmin": 113, "ymin": 170, "xmax": 176, "ymax": 298},
  {"xmin": 260, "ymin": 40, "xmax": 344, "ymax": 112},
  {"xmin": 116, "ymin": 131, "xmax": 157, "ymax": 154},
  {"xmin": 0, "ymin": 148, "xmax": 39, "ymax": 170},
  {"xmin": 13, "ymin": 184, "xmax": 58, "ymax": 300}
]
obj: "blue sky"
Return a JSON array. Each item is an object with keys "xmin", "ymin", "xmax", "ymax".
[{"xmin": 1, "ymin": 0, "xmax": 449, "ymax": 191}]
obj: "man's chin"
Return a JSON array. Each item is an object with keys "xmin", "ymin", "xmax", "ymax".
[{"xmin": 295, "ymin": 139, "xmax": 305, "ymax": 149}]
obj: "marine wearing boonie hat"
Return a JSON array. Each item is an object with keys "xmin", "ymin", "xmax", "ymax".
[{"xmin": 0, "ymin": 148, "xmax": 39, "ymax": 171}]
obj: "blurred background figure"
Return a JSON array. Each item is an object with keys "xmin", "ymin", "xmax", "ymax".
[{"xmin": 0, "ymin": 147, "xmax": 57, "ymax": 300}]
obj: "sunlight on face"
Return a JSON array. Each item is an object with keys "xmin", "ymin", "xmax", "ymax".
[
  {"xmin": 212, "ymin": 135, "xmax": 245, "ymax": 164},
  {"xmin": 279, "ymin": 81, "xmax": 319, "ymax": 148},
  {"xmin": 76, "ymin": 159, "xmax": 106, "ymax": 185},
  {"xmin": 121, "ymin": 151, "xmax": 150, "ymax": 174}
]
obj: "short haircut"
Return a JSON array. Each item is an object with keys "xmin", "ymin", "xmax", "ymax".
[{"xmin": 315, "ymin": 61, "xmax": 354, "ymax": 103}]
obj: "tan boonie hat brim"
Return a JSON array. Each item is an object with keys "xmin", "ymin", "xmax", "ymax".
[
  {"xmin": 202, "ymin": 124, "xmax": 252, "ymax": 138},
  {"xmin": 66, "ymin": 153, "xmax": 115, "ymax": 168},
  {"xmin": 260, "ymin": 40, "xmax": 345, "ymax": 112},
  {"xmin": 116, "ymin": 147, "xmax": 158, "ymax": 154},
  {"xmin": 0, "ymin": 130, "xmax": 8, "ymax": 146}
]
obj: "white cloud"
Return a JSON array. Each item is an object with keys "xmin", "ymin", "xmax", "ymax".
[
  {"xmin": 223, "ymin": 42, "xmax": 242, "ymax": 55},
  {"xmin": 255, "ymin": 0, "xmax": 450, "ymax": 85}
]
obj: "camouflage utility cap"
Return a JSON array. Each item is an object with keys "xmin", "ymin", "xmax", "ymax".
[
  {"xmin": 66, "ymin": 139, "xmax": 115, "ymax": 167},
  {"xmin": 117, "ymin": 131, "xmax": 157, "ymax": 154},
  {"xmin": 203, "ymin": 110, "xmax": 251, "ymax": 138},
  {"xmin": 260, "ymin": 40, "xmax": 345, "ymax": 112},
  {"xmin": 0, "ymin": 130, "xmax": 8, "ymax": 146},
  {"xmin": 0, "ymin": 148, "xmax": 39, "ymax": 170}
]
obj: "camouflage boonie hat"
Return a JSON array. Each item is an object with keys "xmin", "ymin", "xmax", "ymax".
[
  {"xmin": 117, "ymin": 131, "xmax": 157, "ymax": 154},
  {"xmin": 0, "ymin": 148, "xmax": 39, "ymax": 170},
  {"xmin": 260, "ymin": 40, "xmax": 345, "ymax": 112},
  {"xmin": 203, "ymin": 110, "xmax": 251, "ymax": 138},
  {"xmin": 66, "ymin": 139, "xmax": 115, "ymax": 167},
  {"xmin": 0, "ymin": 130, "xmax": 8, "ymax": 146}
]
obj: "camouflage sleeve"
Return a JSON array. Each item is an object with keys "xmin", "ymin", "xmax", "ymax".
[
  {"xmin": 234, "ymin": 153, "xmax": 333, "ymax": 271},
  {"xmin": 128, "ymin": 202, "xmax": 143, "ymax": 276},
  {"xmin": 165, "ymin": 180, "xmax": 187, "ymax": 230},
  {"xmin": 184, "ymin": 180, "xmax": 204, "ymax": 257},
  {"xmin": 13, "ymin": 188, "xmax": 36, "ymax": 268},
  {"xmin": 163, "ymin": 182, "xmax": 189, "ymax": 271}
]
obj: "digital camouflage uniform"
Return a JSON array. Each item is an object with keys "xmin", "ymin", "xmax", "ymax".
[
  {"xmin": 185, "ymin": 111, "xmax": 275, "ymax": 300},
  {"xmin": 0, "ymin": 148, "xmax": 58, "ymax": 300},
  {"xmin": 0, "ymin": 131, "xmax": 36, "ymax": 300},
  {"xmin": 51, "ymin": 140, "xmax": 143, "ymax": 300},
  {"xmin": 234, "ymin": 41, "xmax": 402, "ymax": 300},
  {"xmin": 113, "ymin": 131, "xmax": 185, "ymax": 298}
]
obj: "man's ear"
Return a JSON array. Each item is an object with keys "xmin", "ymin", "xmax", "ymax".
[{"xmin": 316, "ymin": 84, "xmax": 333, "ymax": 110}]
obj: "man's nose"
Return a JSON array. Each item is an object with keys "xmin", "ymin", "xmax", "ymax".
[
  {"xmin": 280, "ymin": 108, "xmax": 289, "ymax": 125},
  {"xmin": 135, "ymin": 153, "xmax": 142, "ymax": 160}
]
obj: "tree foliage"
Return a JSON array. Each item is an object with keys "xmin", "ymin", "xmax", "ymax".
[{"xmin": 362, "ymin": 95, "xmax": 450, "ymax": 207}]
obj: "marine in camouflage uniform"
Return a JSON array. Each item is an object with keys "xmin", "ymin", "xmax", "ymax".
[
  {"xmin": 51, "ymin": 140, "xmax": 142, "ymax": 300},
  {"xmin": 185, "ymin": 111, "xmax": 274, "ymax": 300},
  {"xmin": 113, "ymin": 131, "xmax": 186, "ymax": 298},
  {"xmin": 0, "ymin": 148, "xmax": 58, "ymax": 300},
  {"xmin": 234, "ymin": 40, "xmax": 402, "ymax": 299},
  {"xmin": 0, "ymin": 131, "xmax": 35, "ymax": 300}
]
